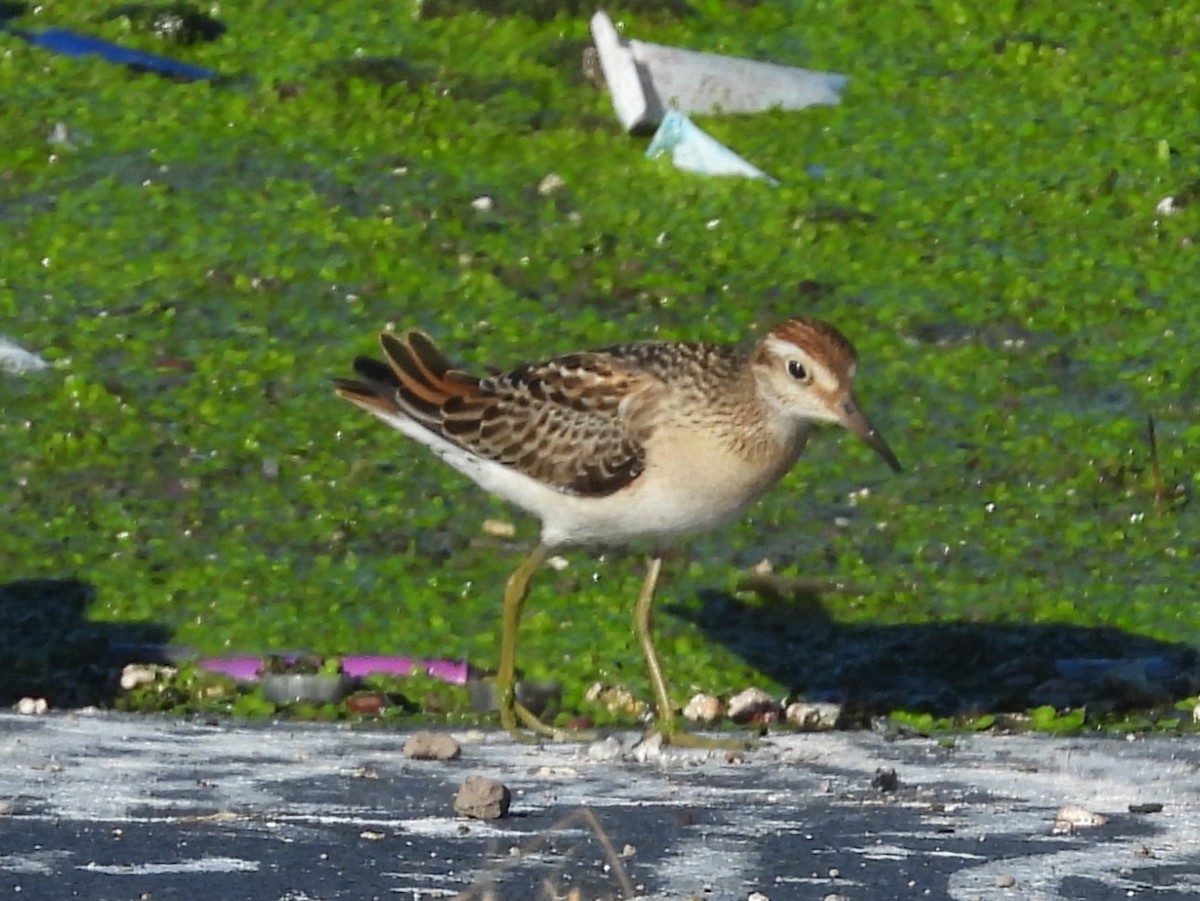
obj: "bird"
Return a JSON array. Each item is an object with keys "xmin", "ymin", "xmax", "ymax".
[{"xmin": 334, "ymin": 318, "xmax": 901, "ymax": 745}]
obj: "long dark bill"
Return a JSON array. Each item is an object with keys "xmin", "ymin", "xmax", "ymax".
[{"xmin": 840, "ymin": 395, "xmax": 902, "ymax": 473}]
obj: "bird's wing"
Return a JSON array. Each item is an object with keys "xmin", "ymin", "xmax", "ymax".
[{"xmin": 335, "ymin": 331, "xmax": 662, "ymax": 497}]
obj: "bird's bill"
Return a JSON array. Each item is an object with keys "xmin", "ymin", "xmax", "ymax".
[{"xmin": 839, "ymin": 396, "xmax": 902, "ymax": 473}]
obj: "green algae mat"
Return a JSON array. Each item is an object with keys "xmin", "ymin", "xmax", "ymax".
[{"xmin": 1, "ymin": 0, "xmax": 1197, "ymax": 730}]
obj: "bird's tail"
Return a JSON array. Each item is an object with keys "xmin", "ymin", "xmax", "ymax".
[{"xmin": 333, "ymin": 330, "xmax": 478, "ymax": 426}]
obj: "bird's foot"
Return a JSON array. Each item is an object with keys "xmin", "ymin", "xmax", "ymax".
[
  {"xmin": 501, "ymin": 701, "xmax": 598, "ymax": 744},
  {"xmin": 644, "ymin": 718, "xmax": 757, "ymax": 753}
]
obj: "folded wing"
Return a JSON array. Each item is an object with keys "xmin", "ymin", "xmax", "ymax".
[{"xmin": 334, "ymin": 331, "xmax": 659, "ymax": 497}]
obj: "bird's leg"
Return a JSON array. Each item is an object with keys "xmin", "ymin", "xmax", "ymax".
[
  {"xmin": 499, "ymin": 544, "xmax": 595, "ymax": 743},
  {"xmin": 498, "ymin": 543, "xmax": 547, "ymax": 742},
  {"xmin": 633, "ymin": 556, "xmax": 675, "ymax": 732},
  {"xmin": 634, "ymin": 555, "xmax": 753, "ymax": 751}
]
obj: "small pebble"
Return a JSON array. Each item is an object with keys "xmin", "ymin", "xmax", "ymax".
[
  {"xmin": 453, "ymin": 776, "xmax": 511, "ymax": 820},
  {"xmin": 346, "ymin": 693, "xmax": 386, "ymax": 716},
  {"xmin": 586, "ymin": 736, "xmax": 625, "ymax": 762},
  {"xmin": 727, "ymin": 687, "xmax": 780, "ymax": 724},
  {"xmin": 994, "ymin": 873, "xmax": 1017, "ymax": 888},
  {"xmin": 404, "ymin": 731, "xmax": 461, "ymax": 761},
  {"xmin": 471, "ymin": 195, "xmax": 494, "ymax": 212},
  {"xmin": 16, "ymin": 697, "xmax": 48, "ymax": 716},
  {"xmin": 683, "ymin": 693, "xmax": 724, "ymax": 723},
  {"xmin": 871, "ymin": 768, "xmax": 899, "ymax": 792},
  {"xmin": 585, "ymin": 683, "xmax": 646, "ymax": 717},
  {"xmin": 785, "ymin": 701, "xmax": 841, "ymax": 730},
  {"xmin": 1053, "ymin": 804, "xmax": 1107, "ymax": 833},
  {"xmin": 537, "ymin": 172, "xmax": 566, "ymax": 196},
  {"xmin": 120, "ymin": 663, "xmax": 176, "ymax": 691}
]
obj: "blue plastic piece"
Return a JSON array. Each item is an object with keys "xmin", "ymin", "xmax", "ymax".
[
  {"xmin": 646, "ymin": 111, "xmax": 777, "ymax": 184},
  {"xmin": 9, "ymin": 26, "xmax": 216, "ymax": 80}
]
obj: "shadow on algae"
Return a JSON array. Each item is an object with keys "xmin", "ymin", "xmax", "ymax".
[
  {"xmin": 0, "ymin": 578, "xmax": 171, "ymax": 708},
  {"xmin": 674, "ymin": 586, "xmax": 1198, "ymax": 724}
]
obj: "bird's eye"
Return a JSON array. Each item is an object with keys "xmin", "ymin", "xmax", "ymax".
[{"xmin": 787, "ymin": 360, "xmax": 811, "ymax": 382}]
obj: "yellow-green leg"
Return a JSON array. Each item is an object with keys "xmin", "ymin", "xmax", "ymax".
[
  {"xmin": 634, "ymin": 556, "xmax": 753, "ymax": 751},
  {"xmin": 498, "ymin": 544, "xmax": 595, "ymax": 743}
]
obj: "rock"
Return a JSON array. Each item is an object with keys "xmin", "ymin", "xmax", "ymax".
[
  {"xmin": 585, "ymin": 683, "xmax": 647, "ymax": 718},
  {"xmin": 1128, "ymin": 802, "xmax": 1163, "ymax": 814},
  {"xmin": 785, "ymin": 701, "xmax": 841, "ymax": 730},
  {"xmin": 871, "ymin": 768, "xmax": 899, "ymax": 792},
  {"xmin": 346, "ymin": 692, "xmax": 386, "ymax": 716},
  {"xmin": 404, "ymin": 731, "xmax": 461, "ymax": 761},
  {"xmin": 682, "ymin": 693, "xmax": 724, "ymax": 723},
  {"xmin": 16, "ymin": 697, "xmax": 48, "ymax": 716},
  {"xmin": 453, "ymin": 776, "xmax": 511, "ymax": 820},
  {"xmin": 586, "ymin": 736, "xmax": 626, "ymax": 762},
  {"xmin": 120, "ymin": 663, "xmax": 175, "ymax": 691},
  {"xmin": 631, "ymin": 731, "xmax": 668, "ymax": 764},
  {"xmin": 1053, "ymin": 804, "xmax": 1108, "ymax": 834},
  {"xmin": 727, "ymin": 687, "xmax": 780, "ymax": 724}
]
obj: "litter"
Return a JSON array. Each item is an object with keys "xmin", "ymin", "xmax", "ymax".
[
  {"xmin": 5, "ymin": 25, "xmax": 216, "ymax": 80},
  {"xmin": 0, "ymin": 338, "xmax": 48, "ymax": 375},
  {"xmin": 590, "ymin": 9, "xmax": 846, "ymax": 133},
  {"xmin": 646, "ymin": 111, "xmax": 777, "ymax": 183},
  {"xmin": 199, "ymin": 655, "xmax": 471, "ymax": 685}
]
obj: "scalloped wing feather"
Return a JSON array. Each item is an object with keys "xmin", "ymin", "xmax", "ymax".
[{"xmin": 336, "ymin": 332, "xmax": 657, "ymax": 497}]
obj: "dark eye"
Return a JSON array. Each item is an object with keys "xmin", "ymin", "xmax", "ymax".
[{"xmin": 787, "ymin": 360, "xmax": 810, "ymax": 382}]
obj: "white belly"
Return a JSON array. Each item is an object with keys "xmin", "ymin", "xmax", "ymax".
[
  {"xmin": 538, "ymin": 429, "xmax": 807, "ymax": 548},
  {"xmin": 366, "ymin": 406, "xmax": 807, "ymax": 550}
]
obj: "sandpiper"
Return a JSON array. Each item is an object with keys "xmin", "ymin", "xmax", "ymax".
[{"xmin": 335, "ymin": 319, "xmax": 900, "ymax": 745}]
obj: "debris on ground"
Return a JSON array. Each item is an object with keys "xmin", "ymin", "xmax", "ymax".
[
  {"xmin": 454, "ymin": 775, "xmax": 511, "ymax": 819},
  {"xmin": 404, "ymin": 730, "xmax": 462, "ymax": 761},
  {"xmin": 589, "ymin": 9, "xmax": 845, "ymax": 133}
]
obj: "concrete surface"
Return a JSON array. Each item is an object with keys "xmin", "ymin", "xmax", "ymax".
[{"xmin": 1, "ymin": 711, "xmax": 1198, "ymax": 899}]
